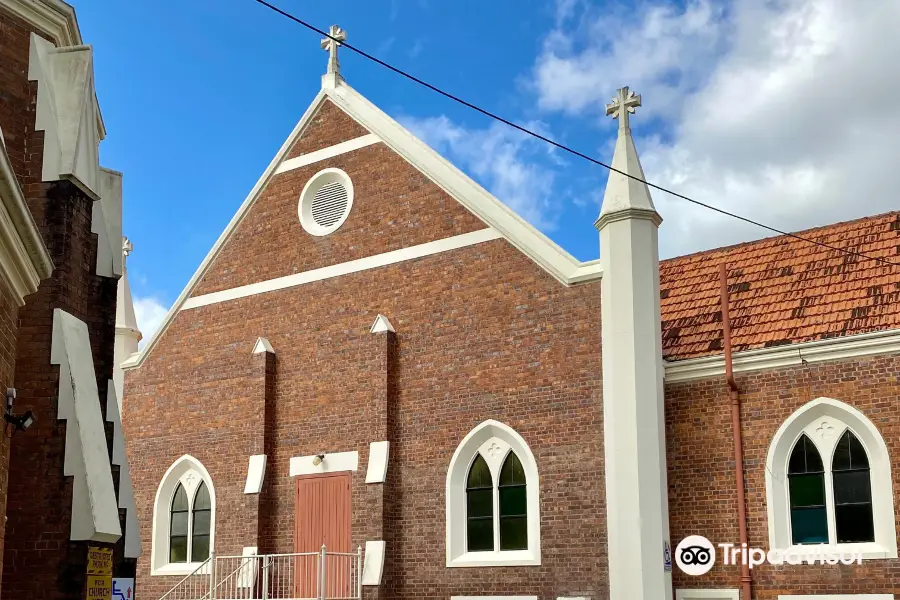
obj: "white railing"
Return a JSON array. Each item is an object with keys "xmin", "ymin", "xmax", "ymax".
[{"xmin": 159, "ymin": 546, "xmax": 363, "ymax": 600}]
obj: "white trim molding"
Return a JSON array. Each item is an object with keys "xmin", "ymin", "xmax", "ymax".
[
  {"xmin": 0, "ymin": 128, "xmax": 53, "ymax": 303},
  {"xmin": 0, "ymin": 0, "xmax": 83, "ymax": 46},
  {"xmin": 290, "ymin": 451, "xmax": 358, "ymax": 477},
  {"xmin": 276, "ymin": 134, "xmax": 380, "ymax": 174},
  {"xmin": 778, "ymin": 596, "xmax": 894, "ymax": 600},
  {"xmin": 446, "ymin": 420, "xmax": 541, "ymax": 567},
  {"xmin": 151, "ymin": 455, "xmax": 217, "ymax": 576},
  {"xmin": 676, "ymin": 591, "xmax": 740, "ymax": 600},
  {"xmin": 664, "ymin": 328, "xmax": 900, "ymax": 383},
  {"xmin": 126, "ymin": 82, "xmax": 603, "ymax": 370},
  {"xmin": 765, "ymin": 398, "xmax": 897, "ymax": 560},
  {"xmin": 179, "ymin": 229, "xmax": 502, "ymax": 312}
]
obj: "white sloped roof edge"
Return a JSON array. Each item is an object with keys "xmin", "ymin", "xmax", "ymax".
[{"xmin": 124, "ymin": 82, "xmax": 601, "ymax": 370}]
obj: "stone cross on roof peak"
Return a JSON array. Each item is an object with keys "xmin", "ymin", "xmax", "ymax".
[
  {"xmin": 605, "ymin": 86, "xmax": 641, "ymax": 131},
  {"xmin": 321, "ymin": 25, "xmax": 347, "ymax": 78}
]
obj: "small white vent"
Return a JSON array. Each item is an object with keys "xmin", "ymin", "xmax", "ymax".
[
  {"xmin": 311, "ymin": 182, "xmax": 349, "ymax": 228},
  {"xmin": 298, "ymin": 168, "xmax": 354, "ymax": 236}
]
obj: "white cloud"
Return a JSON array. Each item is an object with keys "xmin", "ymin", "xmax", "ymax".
[
  {"xmin": 133, "ymin": 296, "xmax": 169, "ymax": 348},
  {"xmin": 532, "ymin": 0, "xmax": 900, "ymax": 257},
  {"xmin": 401, "ymin": 115, "xmax": 564, "ymax": 230}
]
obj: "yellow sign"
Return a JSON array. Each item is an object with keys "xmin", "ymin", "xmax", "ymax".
[
  {"xmin": 87, "ymin": 546, "xmax": 113, "ymax": 576},
  {"xmin": 86, "ymin": 575, "xmax": 111, "ymax": 600}
]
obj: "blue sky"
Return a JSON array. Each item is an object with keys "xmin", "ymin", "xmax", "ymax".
[{"xmin": 76, "ymin": 0, "xmax": 900, "ymax": 339}]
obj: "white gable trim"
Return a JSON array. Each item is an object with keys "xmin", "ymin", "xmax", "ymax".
[
  {"xmin": 180, "ymin": 228, "xmax": 501, "ymax": 311},
  {"xmin": 664, "ymin": 328, "xmax": 900, "ymax": 383},
  {"xmin": 0, "ymin": 0, "xmax": 83, "ymax": 46},
  {"xmin": 276, "ymin": 133, "xmax": 380, "ymax": 174},
  {"xmin": 126, "ymin": 82, "xmax": 602, "ymax": 370}
]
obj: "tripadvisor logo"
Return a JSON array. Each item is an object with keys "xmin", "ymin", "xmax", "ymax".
[{"xmin": 674, "ymin": 535, "xmax": 864, "ymax": 576}]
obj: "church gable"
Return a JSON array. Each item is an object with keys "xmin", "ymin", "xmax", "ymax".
[
  {"xmin": 283, "ymin": 99, "xmax": 370, "ymax": 160},
  {"xmin": 190, "ymin": 99, "xmax": 487, "ymax": 298}
]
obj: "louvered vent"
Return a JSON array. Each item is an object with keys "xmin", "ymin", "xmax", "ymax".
[{"xmin": 311, "ymin": 182, "xmax": 349, "ymax": 228}]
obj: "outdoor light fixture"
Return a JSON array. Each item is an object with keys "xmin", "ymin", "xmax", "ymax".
[
  {"xmin": 4, "ymin": 388, "xmax": 35, "ymax": 433},
  {"xmin": 312, "ymin": 454, "xmax": 325, "ymax": 466}
]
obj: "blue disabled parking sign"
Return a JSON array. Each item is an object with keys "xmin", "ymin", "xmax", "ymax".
[
  {"xmin": 664, "ymin": 540, "xmax": 672, "ymax": 572},
  {"xmin": 112, "ymin": 578, "xmax": 134, "ymax": 600}
]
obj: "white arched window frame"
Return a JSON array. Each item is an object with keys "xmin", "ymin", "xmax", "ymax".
[
  {"xmin": 151, "ymin": 455, "xmax": 217, "ymax": 576},
  {"xmin": 446, "ymin": 420, "xmax": 541, "ymax": 567},
  {"xmin": 765, "ymin": 397, "xmax": 897, "ymax": 559}
]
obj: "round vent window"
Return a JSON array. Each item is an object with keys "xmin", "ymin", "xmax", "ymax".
[{"xmin": 298, "ymin": 168, "xmax": 354, "ymax": 236}]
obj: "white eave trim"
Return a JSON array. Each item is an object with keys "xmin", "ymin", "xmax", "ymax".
[
  {"xmin": 0, "ymin": 137, "xmax": 53, "ymax": 303},
  {"xmin": 664, "ymin": 328, "xmax": 900, "ymax": 383},
  {"xmin": 0, "ymin": 0, "xmax": 83, "ymax": 46},
  {"xmin": 126, "ymin": 84, "xmax": 602, "ymax": 370}
]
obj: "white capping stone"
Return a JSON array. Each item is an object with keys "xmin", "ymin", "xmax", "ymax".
[
  {"xmin": 290, "ymin": 451, "xmax": 358, "ymax": 477},
  {"xmin": 365, "ymin": 441, "xmax": 390, "ymax": 484},
  {"xmin": 370, "ymin": 314, "xmax": 395, "ymax": 334},
  {"xmin": 244, "ymin": 455, "xmax": 267, "ymax": 494},
  {"xmin": 52, "ymin": 308, "xmax": 121, "ymax": 543},
  {"xmin": 361, "ymin": 540, "xmax": 385, "ymax": 586},
  {"xmin": 252, "ymin": 337, "xmax": 274, "ymax": 354}
]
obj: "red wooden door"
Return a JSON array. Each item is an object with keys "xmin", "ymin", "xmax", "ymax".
[{"xmin": 294, "ymin": 472, "xmax": 351, "ymax": 598}]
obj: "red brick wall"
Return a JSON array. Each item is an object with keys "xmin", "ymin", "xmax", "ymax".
[
  {"xmin": 0, "ymin": 278, "xmax": 21, "ymax": 593},
  {"xmin": 125, "ymin": 98, "xmax": 607, "ymax": 600},
  {"xmin": 666, "ymin": 353, "xmax": 900, "ymax": 598}
]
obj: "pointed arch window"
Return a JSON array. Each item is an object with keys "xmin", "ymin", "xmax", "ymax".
[
  {"xmin": 765, "ymin": 398, "xmax": 894, "ymax": 560},
  {"xmin": 169, "ymin": 484, "xmax": 189, "ymax": 562},
  {"xmin": 192, "ymin": 482, "xmax": 212, "ymax": 561},
  {"xmin": 447, "ymin": 420, "xmax": 541, "ymax": 567},
  {"xmin": 787, "ymin": 435, "xmax": 827, "ymax": 544},
  {"xmin": 466, "ymin": 455, "xmax": 494, "ymax": 551},
  {"xmin": 152, "ymin": 456, "xmax": 217, "ymax": 575},
  {"xmin": 832, "ymin": 430, "xmax": 874, "ymax": 543}
]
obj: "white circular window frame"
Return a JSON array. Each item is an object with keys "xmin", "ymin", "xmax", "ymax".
[{"xmin": 298, "ymin": 167, "xmax": 354, "ymax": 236}]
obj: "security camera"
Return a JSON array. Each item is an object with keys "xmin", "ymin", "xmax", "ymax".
[{"xmin": 312, "ymin": 454, "xmax": 325, "ymax": 466}]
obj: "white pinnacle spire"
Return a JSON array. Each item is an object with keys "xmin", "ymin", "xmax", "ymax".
[
  {"xmin": 595, "ymin": 86, "xmax": 659, "ymax": 229},
  {"xmin": 321, "ymin": 24, "xmax": 347, "ymax": 89},
  {"xmin": 114, "ymin": 237, "xmax": 141, "ymax": 408}
]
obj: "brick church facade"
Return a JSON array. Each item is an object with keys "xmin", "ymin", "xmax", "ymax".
[{"xmin": 122, "ymin": 29, "xmax": 900, "ymax": 600}]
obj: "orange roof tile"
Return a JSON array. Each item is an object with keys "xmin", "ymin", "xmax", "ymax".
[{"xmin": 659, "ymin": 211, "xmax": 900, "ymax": 361}]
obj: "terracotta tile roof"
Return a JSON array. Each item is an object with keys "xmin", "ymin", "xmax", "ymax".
[{"xmin": 659, "ymin": 211, "xmax": 900, "ymax": 361}]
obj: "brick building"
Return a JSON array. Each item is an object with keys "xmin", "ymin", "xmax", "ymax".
[
  {"xmin": 122, "ymin": 30, "xmax": 900, "ymax": 600},
  {"xmin": 0, "ymin": 1, "xmax": 140, "ymax": 598}
]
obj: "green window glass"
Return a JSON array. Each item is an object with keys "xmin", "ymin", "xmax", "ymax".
[
  {"xmin": 788, "ymin": 434, "xmax": 828, "ymax": 544},
  {"xmin": 192, "ymin": 482, "xmax": 212, "ymax": 561},
  {"xmin": 832, "ymin": 430, "xmax": 874, "ymax": 543},
  {"xmin": 499, "ymin": 452, "xmax": 527, "ymax": 551},
  {"xmin": 169, "ymin": 484, "xmax": 189, "ymax": 563},
  {"xmin": 466, "ymin": 455, "xmax": 494, "ymax": 552}
]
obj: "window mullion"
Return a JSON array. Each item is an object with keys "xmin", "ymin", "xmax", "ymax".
[
  {"xmin": 187, "ymin": 498, "xmax": 194, "ymax": 563},
  {"xmin": 824, "ymin": 465, "xmax": 837, "ymax": 545},
  {"xmin": 493, "ymin": 484, "xmax": 500, "ymax": 552}
]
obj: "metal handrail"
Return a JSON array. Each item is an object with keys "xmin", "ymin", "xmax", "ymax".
[{"xmin": 158, "ymin": 555, "xmax": 213, "ymax": 600}]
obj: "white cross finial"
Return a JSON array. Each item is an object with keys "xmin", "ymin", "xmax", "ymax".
[
  {"xmin": 605, "ymin": 86, "xmax": 641, "ymax": 131},
  {"xmin": 122, "ymin": 236, "xmax": 133, "ymax": 259},
  {"xmin": 321, "ymin": 25, "xmax": 347, "ymax": 78}
]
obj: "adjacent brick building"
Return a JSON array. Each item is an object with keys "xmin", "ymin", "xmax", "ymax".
[
  {"xmin": 0, "ymin": 1, "xmax": 139, "ymax": 598},
  {"xmin": 122, "ymin": 32, "xmax": 900, "ymax": 600}
]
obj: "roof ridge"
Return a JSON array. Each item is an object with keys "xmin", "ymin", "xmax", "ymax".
[{"xmin": 661, "ymin": 210, "xmax": 900, "ymax": 266}]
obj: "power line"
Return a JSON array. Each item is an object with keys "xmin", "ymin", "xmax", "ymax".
[{"xmin": 250, "ymin": 0, "xmax": 900, "ymax": 270}]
